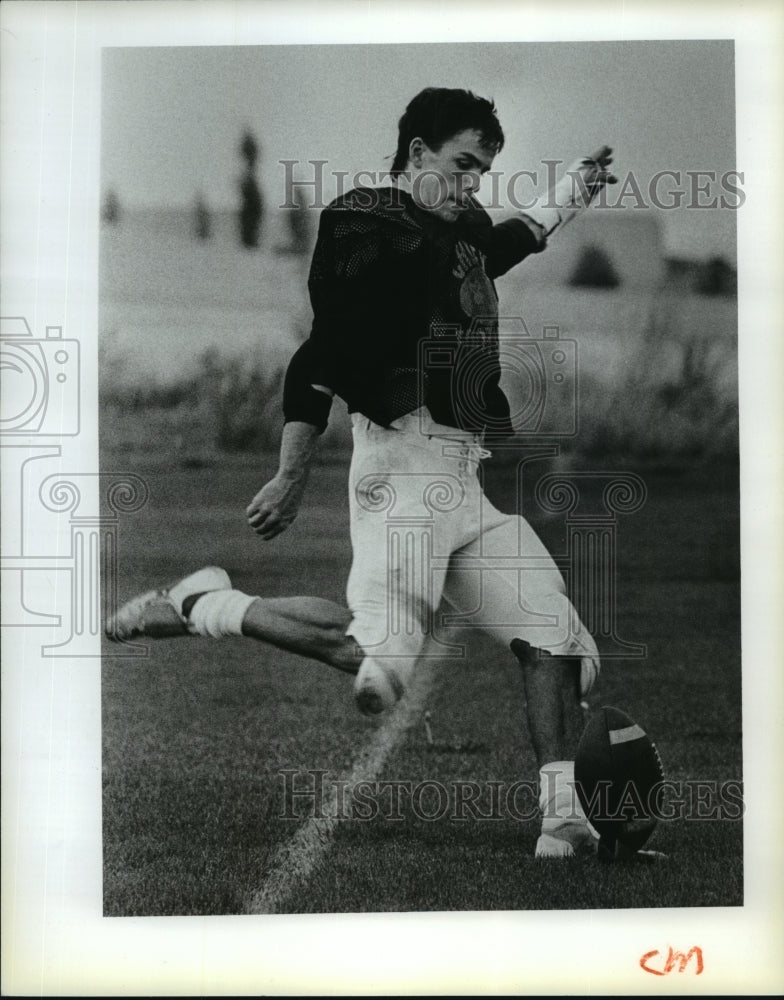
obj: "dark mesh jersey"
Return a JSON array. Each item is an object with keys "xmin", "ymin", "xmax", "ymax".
[{"xmin": 282, "ymin": 186, "xmax": 545, "ymax": 435}]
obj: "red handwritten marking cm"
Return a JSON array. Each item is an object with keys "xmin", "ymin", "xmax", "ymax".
[{"xmin": 640, "ymin": 945, "xmax": 704, "ymax": 976}]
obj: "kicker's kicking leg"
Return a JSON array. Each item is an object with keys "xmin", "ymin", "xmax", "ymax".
[
  {"xmin": 240, "ymin": 596, "xmax": 359, "ymax": 673},
  {"xmin": 106, "ymin": 565, "xmax": 361, "ymax": 674}
]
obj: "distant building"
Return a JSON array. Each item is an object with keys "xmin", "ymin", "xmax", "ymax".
[
  {"xmin": 663, "ymin": 256, "xmax": 702, "ymax": 293},
  {"xmin": 664, "ymin": 256, "xmax": 737, "ymax": 296}
]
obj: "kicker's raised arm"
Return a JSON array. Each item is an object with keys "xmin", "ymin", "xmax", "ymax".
[
  {"xmin": 470, "ymin": 145, "xmax": 617, "ymax": 278},
  {"xmin": 524, "ymin": 145, "xmax": 617, "ymax": 238}
]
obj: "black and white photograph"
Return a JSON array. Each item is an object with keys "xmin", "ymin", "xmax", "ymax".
[
  {"xmin": 2, "ymin": 1, "xmax": 783, "ymax": 994},
  {"xmin": 99, "ymin": 38, "xmax": 743, "ymax": 915}
]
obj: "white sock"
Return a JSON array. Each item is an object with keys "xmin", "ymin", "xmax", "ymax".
[
  {"xmin": 538, "ymin": 760, "xmax": 586, "ymax": 831},
  {"xmin": 187, "ymin": 590, "xmax": 256, "ymax": 638}
]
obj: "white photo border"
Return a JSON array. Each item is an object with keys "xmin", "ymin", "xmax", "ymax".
[{"xmin": 2, "ymin": 0, "xmax": 783, "ymax": 994}]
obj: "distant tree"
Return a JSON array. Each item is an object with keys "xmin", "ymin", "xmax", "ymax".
[
  {"xmin": 277, "ymin": 185, "xmax": 312, "ymax": 255},
  {"xmin": 238, "ymin": 129, "xmax": 263, "ymax": 248},
  {"xmin": 102, "ymin": 189, "xmax": 121, "ymax": 225},
  {"xmin": 696, "ymin": 256, "xmax": 736, "ymax": 296},
  {"xmin": 569, "ymin": 244, "xmax": 620, "ymax": 288}
]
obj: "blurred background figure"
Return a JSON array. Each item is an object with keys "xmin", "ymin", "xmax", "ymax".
[
  {"xmin": 238, "ymin": 129, "xmax": 263, "ymax": 248},
  {"xmin": 194, "ymin": 190, "xmax": 212, "ymax": 241},
  {"xmin": 276, "ymin": 184, "xmax": 312, "ymax": 256},
  {"xmin": 102, "ymin": 188, "xmax": 122, "ymax": 225}
]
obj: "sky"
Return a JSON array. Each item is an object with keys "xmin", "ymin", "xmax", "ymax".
[{"xmin": 101, "ymin": 40, "xmax": 738, "ymax": 261}]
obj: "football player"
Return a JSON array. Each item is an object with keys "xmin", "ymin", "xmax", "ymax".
[{"xmin": 109, "ymin": 87, "xmax": 616, "ymax": 857}]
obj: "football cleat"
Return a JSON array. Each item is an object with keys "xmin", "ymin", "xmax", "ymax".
[
  {"xmin": 535, "ymin": 759, "xmax": 599, "ymax": 859},
  {"xmin": 536, "ymin": 824, "xmax": 599, "ymax": 859},
  {"xmin": 106, "ymin": 565, "xmax": 231, "ymax": 641}
]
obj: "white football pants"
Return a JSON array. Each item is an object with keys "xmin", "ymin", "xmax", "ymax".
[{"xmin": 346, "ymin": 408, "xmax": 599, "ymax": 692}]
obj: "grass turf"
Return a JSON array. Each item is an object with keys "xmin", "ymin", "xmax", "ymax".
[{"xmin": 101, "ymin": 450, "xmax": 741, "ymax": 915}]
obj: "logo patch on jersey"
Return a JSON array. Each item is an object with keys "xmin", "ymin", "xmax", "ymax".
[{"xmin": 453, "ymin": 240, "xmax": 497, "ymax": 328}]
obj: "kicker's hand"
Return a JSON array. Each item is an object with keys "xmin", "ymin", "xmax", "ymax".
[
  {"xmin": 246, "ymin": 473, "xmax": 307, "ymax": 540},
  {"xmin": 578, "ymin": 145, "xmax": 617, "ymax": 202},
  {"xmin": 525, "ymin": 144, "xmax": 617, "ymax": 239},
  {"xmin": 558, "ymin": 145, "xmax": 618, "ymax": 210}
]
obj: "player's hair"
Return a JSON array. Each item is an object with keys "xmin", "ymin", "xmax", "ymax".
[{"xmin": 390, "ymin": 87, "xmax": 505, "ymax": 178}]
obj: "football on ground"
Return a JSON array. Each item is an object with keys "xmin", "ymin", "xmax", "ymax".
[{"xmin": 575, "ymin": 706, "xmax": 665, "ymax": 859}]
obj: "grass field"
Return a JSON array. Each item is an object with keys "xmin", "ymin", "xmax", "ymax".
[{"xmin": 101, "ymin": 448, "xmax": 742, "ymax": 916}]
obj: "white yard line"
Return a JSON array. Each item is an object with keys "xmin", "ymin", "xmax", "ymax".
[{"xmin": 246, "ymin": 660, "xmax": 438, "ymax": 915}]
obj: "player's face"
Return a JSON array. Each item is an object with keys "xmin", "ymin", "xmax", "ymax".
[{"xmin": 410, "ymin": 129, "xmax": 496, "ymax": 222}]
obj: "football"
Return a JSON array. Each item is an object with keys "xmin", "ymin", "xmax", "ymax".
[{"xmin": 574, "ymin": 706, "xmax": 664, "ymax": 858}]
